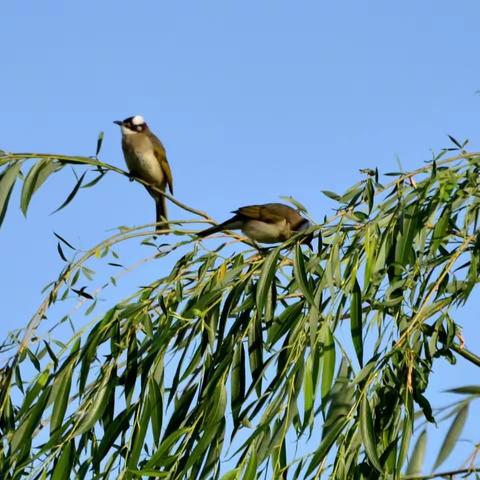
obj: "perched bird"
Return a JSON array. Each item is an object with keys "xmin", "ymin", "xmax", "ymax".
[
  {"xmin": 197, "ymin": 203, "xmax": 311, "ymax": 244},
  {"xmin": 114, "ymin": 115, "xmax": 173, "ymax": 232}
]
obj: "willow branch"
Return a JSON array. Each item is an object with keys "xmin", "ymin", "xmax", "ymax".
[
  {"xmin": 401, "ymin": 466, "xmax": 480, "ymax": 479},
  {"xmin": 2, "ymin": 152, "xmax": 214, "ymax": 222}
]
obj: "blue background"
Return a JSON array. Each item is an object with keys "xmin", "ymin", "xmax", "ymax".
[{"xmin": 1, "ymin": 1, "xmax": 479, "ymax": 474}]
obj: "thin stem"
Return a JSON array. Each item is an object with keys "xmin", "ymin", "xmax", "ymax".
[{"xmin": 401, "ymin": 466, "xmax": 480, "ymax": 479}]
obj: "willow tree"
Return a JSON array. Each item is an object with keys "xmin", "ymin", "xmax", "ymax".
[{"xmin": 1, "ymin": 138, "xmax": 480, "ymax": 479}]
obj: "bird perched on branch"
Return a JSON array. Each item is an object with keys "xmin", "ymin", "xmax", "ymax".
[
  {"xmin": 114, "ymin": 115, "xmax": 173, "ymax": 232},
  {"xmin": 197, "ymin": 203, "xmax": 311, "ymax": 244}
]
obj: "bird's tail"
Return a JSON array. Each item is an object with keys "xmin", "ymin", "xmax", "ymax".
[
  {"xmin": 155, "ymin": 195, "xmax": 168, "ymax": 233},
  {"xmin": 197, "ymin": 224, "xmax": 226, "ymax": 238},
  {"xmin": 197, "ymin": 218, "xmax": 243, "ymax": 238}
]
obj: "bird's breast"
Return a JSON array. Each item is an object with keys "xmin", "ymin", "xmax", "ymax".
[
  {"xmin": 242, "ymin": 219, "xmax": 290, "ymax": 244},
  {"xmin": 124, "ymin": 137, "xmax": 165, "ymax": 187}
]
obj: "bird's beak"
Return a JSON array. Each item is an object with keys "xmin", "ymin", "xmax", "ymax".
[{"xmin": 113, "ymin": 120, "xmax": 123, "ymax": 126}]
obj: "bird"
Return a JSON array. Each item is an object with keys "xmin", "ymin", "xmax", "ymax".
[
  {"xmin": 197, "ymin": 203, "xmax": 311, "ymax": 244},
  {"xmin": 114, "ymin": 115, "xmax": 173, "ymax": 232}
]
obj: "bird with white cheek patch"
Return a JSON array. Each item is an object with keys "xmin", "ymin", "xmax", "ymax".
[{"xmin": 114, "ymin": 115, "xmax": 173, "ymax": 233}]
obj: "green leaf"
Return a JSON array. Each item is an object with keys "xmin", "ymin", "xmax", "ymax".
[
  {"xmin": 406, "ymin": 430, "xmax": 427, "ymax": 475},
  {"xmin": 360, "ymin": 395, "xmax": 383, "ymax": 473},
  {"xmin": 395, "ymin": 201, "xmax": 419, "ymax": 269},
  {"xmin": 20, "ymin": 159, "xmax": 58, "ymax": 216},
  {"xmin": 0, "ymin": 161, "xmax": 22, "ymax": 228},
  {"xmin": 447, "ymin": 134, "xmax": 462, "ymax": 149},
  {"xmin": 433, "ymin": 403, "xmax": 468, "ymax": 470},
  {"xmin": 219, "ymin": 469, "xmax": 240, "ymax": 480},
  {"xmin": 279, "ymin": 195, "xmax": 308, "ymax": 212},
  {"xmin": 256, "ymin": 246, "xmax": 281, "ymax": 317},
  {"xmin": 303, "ymin": 354, "xmax": 314, "ymax": 426},
  {"xmin": 94, "ymin": 407, "xmax": 135, "ymax": 468},
  {"xmin": 321, "ymin": 326, "xmax": 335, "ymax": 404},
  {"xmin": 430, "ymin": 206, "xmax": 450, "ymax": 254},
  {"xmin": 397, "ymin": 411, "xmax": 412, "ymax": 472},
  {"xmin": 350, "ymin": 279, "xmax": 363, "ymax": 367},
  {"xmin": 51, "ymin": 440, "xmax": 74, "ymax": 480},
  {"xmin": 144, "ymin": 427, "xmax": 191, "ymax": 468},
  {"xmin": 248, "ymin": 313, "xmax": 264, "ymax": 397},
  {"xmin": 446, "ymin": 385, "xmax": 480, "ymax": 395},
  {"xmin": 231, "ymin": 342, "xmax": 245, "ymax": 426},
  {"xmin": 53, "ymin": 231, "xmax": 76, "ymax": 250},
  {"xmin": 306, "ymin": 416, "xmax": 348, "ymax": 475},
  {"xmin": 128, "ymin": 469, "xmax": 168, "ymax": 478},
  {"xmin": 95, "ymin": 131, "xmax": 104, "ymax": 156},
  {"xmin": 11, "ymin": 386, "xmax": 51, "ymax": 454},
  {"xmin": 51, "ymin": 171, "xmax": 87, "ymax": 214},
  {"xmin": 294, "ymin": 243, "xmax": 316, "ymax": 308},
  {"xmin": 75, "ymin": 372, "xmax": 111, "ymax": 435},
  {"xmin": 322, "ymin": 190, "xmax": 341, "ymax": 201},
  {"xmin": 50, "ymin": 362, "xmax": 73, "ymax": 439}
]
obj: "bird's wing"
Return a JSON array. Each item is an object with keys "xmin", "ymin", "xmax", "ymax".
[
  {"xmin": 234, "ymin": 205, "xmax": 284, "ymax": 223},
  {"xmin": 152, "ymin": 138, "xmax": 174, "ymax": 194}
]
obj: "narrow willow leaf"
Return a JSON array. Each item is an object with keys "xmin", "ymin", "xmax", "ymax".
[
  {"xmin": 128, "ymin": 469, "xmax": 168, "ymax": 478},
  {"xmin": 163, "ymin": 385, "xmax": 197, "ymax": 437},
  {"xmin": 0, "ymin": 161, "xmax": 22, "ymax": 227},
  {"xmin": 19, "ymin": 369, "xmax": 50, "ymax": 417},
  {"xmin": 248, "ymin": 314, "xmax": 263, "ymax": 397},
  {"xmin": 243, "ymin": 450, "xmax": 257, "ymax": 480},
  {"xmin": 406, "ymin": 430, "xmax": 427, "ymax": 475},
  {"xmin": 433, "ymin": 403, "xmax": 468, "ymax": 470},
  {"xmin": 255, "ymin": 246, "xmax": 281, "ymax": 318},
  {"xmin": 360, "ymin": 395, "xmax": 383, "ymax": 473},
  {"xmin": 303, "ymin": 354, "xmax": 314, "ymax": 426},
  {"xmin": 321, "ymin": 326, "xmax": 335, "ymax": 404},
  {"xmin": 57, "ymin": 242, "xmax": 68, "ymax": 262},
  {"xmin": 350, "ymin": 279, "xmax": 363, "ymax": 367},
  {"xmin": 395, "ymin": 202, "xmax": 419, "ymax": 268},
  {"xmin": 279, "ymin": 195, "xmax": 307, "ymax": 212},
  {"xmin": 20, "ymin": 159, "xmax": 58, "ymax": 216},
  {"xmin": 144, "ymin": 427, "xmax": 191, "ymax": 468},
  {"xmin": 50, "ymin": 363, "xmax": 73, "ymax": 438},
  {"xmin": 11, "ymin": 386, "xmax": 51, "ymax": 454},
  {"xmin": 447, "ymin": 385, "xmax": 480, "ymax": 395},
  {"xmin": 219, "ymin": 469, "xmax": 240, "ymax": 480},
  {"xmin": 51, "ymin": 171, "xmax": 87, "ymax": 214},
  {"xmin": 447, "ymin": 134, "xmax": 462, "ymax": 149},
  {"xmin": 95, "ymin": 131, "xmax": 104, "ymax": 156},
  {"xmin": 322, "ymin": 190, "xmax": 341, "ymax": 201},
  {"xmin": 267, "ymin": 300, "xmax": 304, "ymax": 345},
  {"xmin": 94, "ymin": 408, "xmax": 135, "ymax": 468},
  {"xmin": 53, "ymin": 232, "xmax": 76, "ymax": 250},
  {"xmin": 430, "ymin": 206, "xmax": 450, "ymax": 254},
  {"xmin": 149, "ymin": 378, "xmax": 163, "ymax": 446},
  {"xmin": 51, "ymin": 439, "xmax": 74, "ymax": 480},
  {"xmin": 397, "ymin": 412, "xmax": 412, "ymax": 472},
  {"xmin": 306, "ymin": 417, "xmax": 348, "ymax": 475},
  {"xmin": 231, "ymin": 342, "xmax": 245, "ymax": 426},
  {"xmin": 294, "ymin": 243, "xmax": 316, "ymax": 307},
  {"xmin": 75, "ymin": 374, "xmax": 111, "ymax": 435},
  {"xmin": 126, "ymin": 394, "xmax": 151, "ymax": 470}
]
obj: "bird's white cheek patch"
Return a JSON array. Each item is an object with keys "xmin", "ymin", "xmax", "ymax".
[{"xmin": 121, "ymin": 125, "xmax": 138, "ymax": 136}]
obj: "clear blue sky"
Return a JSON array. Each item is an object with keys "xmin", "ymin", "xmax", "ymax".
[{"xmin": 1, "ymin": 0, "xmax": 480, "ymax": 474}]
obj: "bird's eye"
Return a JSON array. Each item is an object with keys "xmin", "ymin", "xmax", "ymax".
[{"xmin": 136, "ymin": 125, "xmax": 143, "ymax": 132}]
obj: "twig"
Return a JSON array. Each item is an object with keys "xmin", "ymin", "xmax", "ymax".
[{"xmin": 401, "ymin": 466, "xmax": 480, "ymax": 479}]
